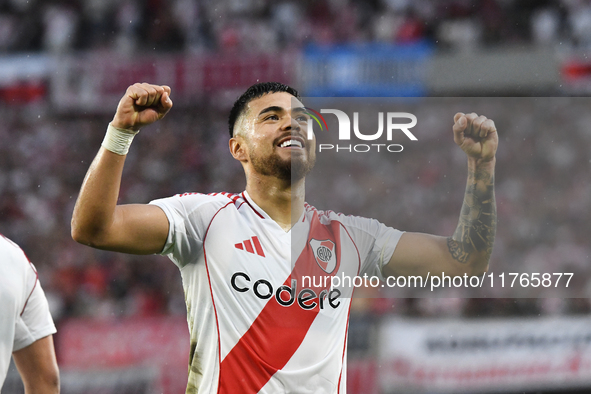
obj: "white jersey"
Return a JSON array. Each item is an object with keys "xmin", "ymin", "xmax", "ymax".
[
  {"xmin": 0, "ymin": 234, "xmax": 56, "ymax": 386},
  {"xmin": 150, "ymin": 191, "xmax": 402, "ymax": 394}
]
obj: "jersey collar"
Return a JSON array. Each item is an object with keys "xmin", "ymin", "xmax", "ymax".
[{"xmin": 242, "ymin": 190, "xmax": 306, "ymax": 233}]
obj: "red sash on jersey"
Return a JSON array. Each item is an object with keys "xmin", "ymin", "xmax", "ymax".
[{"xmin": 218, "ymin": 211, "xmax": 343, "ymax": 393}]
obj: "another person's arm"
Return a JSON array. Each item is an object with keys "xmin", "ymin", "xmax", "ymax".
[
  {"xmin": 11, "ymin": 255, "xmax": 60, "ymax": 394},
  {"xmin": 13, "ymin": 336, "xmax": 59, "ymax": 394},
  {"xmin": 71, "ymin": 83, "xmax": 173, "ymax": 254},
  {"xmin": 384, "ymin": 112, "xmax": 497, "ymax": 278}
]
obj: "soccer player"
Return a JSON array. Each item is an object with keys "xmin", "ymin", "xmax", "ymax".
[
  {"xmin": 71, "ymin": 82, "xmax": 497, "ymax": 393},
  {"xmin": 0, "ymin": 234, "xmax": 59, "ymax": 393}
]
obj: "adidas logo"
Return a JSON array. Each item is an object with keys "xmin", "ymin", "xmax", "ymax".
[{"xmin": 235, "ymin": 236, "xmax": 266, "ymax": 257}]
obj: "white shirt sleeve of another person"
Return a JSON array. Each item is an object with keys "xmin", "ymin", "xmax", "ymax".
[
  {"xmin": 0, "ymin": 235, "xmax": 56, "ymax": 384},
  {"xmin": 13, "ymin": 282, "xmax": 57, "ymax": 352}
]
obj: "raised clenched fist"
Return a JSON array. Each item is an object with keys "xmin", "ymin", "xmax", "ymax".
[
  {"xmin": 452, "ymin": 112, "xmax": 498, "ymax": 163},
  {"xmin": 111, "ymin": 83, "xmax": 173, "ymax": 131}
]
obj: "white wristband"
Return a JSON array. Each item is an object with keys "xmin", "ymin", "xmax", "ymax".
[{"xmin": 101, "ymin": 123, "xmax": 139, "ymax": 155}]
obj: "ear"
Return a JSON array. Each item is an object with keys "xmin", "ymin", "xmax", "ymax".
[{"xmin": 229, "ymin": 136, "xmax": 248, "ymax": 162}]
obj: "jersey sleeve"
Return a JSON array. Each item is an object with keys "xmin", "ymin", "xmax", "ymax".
[
  {"xmin": 149, "ymin": 193, "xmax": 227, "ymax": 269},
  {"xmin": 332, "ymin": 213, "xmax": 403, "ymax": 280},
  {"xmin": 13, "ymin": 279, "xmax": 56, "ymax": 352}
]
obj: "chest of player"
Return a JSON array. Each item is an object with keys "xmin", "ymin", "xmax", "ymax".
[{"xmin": 202, "ymin": 207, "xmax": 361, "ymax": 314}]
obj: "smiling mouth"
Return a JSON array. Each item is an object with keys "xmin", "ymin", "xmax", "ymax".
[{"xmin": 278, "ymin": 139, "xmax": 304, "ymax": 148}]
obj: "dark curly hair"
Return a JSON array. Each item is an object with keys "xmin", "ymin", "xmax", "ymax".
[{"xmin": 228, "ymin": 82, "xmax": 300, "ymax": 137}]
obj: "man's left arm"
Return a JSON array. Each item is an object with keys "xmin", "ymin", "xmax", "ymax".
[
  {"xmin": 13, "ymin": 335, "xmax": 59, "ymax": 394},
  {"xmin": 384, "ymin": 112, "xmax": 497, "ymax": 278}
]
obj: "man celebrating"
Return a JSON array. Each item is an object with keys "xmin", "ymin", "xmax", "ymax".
[{"xmin": 72, "ymin": 82, "xmax": 497, "ymax": 393}]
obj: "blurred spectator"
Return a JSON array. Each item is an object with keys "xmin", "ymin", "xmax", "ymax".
[
  {"xmin": 1, "ymin": 0, "xmax": 591, "ymax": 54},
  {"xmin": 42, "ymin": 4, "xmax": 78, "ymax": 53},
  {"xmin": 531, "ymin": 7, "xmax": 561, "ymax": 45}
]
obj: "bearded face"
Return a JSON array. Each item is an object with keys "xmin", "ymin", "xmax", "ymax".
[
  {"xmin": 247, "ymin": 137, "xmax": 316, "ymax": 182},
  {"xmin": 235, "ymin": 92, "xmax": 317, "ymax": 183}
]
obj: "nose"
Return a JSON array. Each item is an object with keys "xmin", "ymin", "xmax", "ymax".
[{"xmin": 286, "ymin": 115, "xmax": 301, "ymax": 131}]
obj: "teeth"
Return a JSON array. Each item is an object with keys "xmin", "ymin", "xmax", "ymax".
[{"xmin": 280, "ymin": 139, "xmax": 302, "ymax": 148}]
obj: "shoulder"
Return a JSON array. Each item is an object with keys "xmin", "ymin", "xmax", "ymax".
[
  {"xmin": 169, "ymin": 191, "xmax": 244, "ymax": 205},
  {"xmin": 303, "ymin": 204, "xmax": 403, "ymax": 245},
  {"xmin": 0, "ymin": 234, "xmax": 29, "ymax": 267},
  {"xmin": 304, "ymin": 203, "xmax": 379, "ymax": 232},
  {"xmin": 151, "ymin": 191, "xmax": 245, "ymax": 216},
  {"xmin": 0, "ymin": 233, "xmax": 20, "ymax": 251},
  {"xmin": 0, "ymin": 234, "xmax": 36, "ymax": 293}
]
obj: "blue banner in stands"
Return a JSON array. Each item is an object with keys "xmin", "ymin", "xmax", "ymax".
[{"xmin": 301, "ymin": 42, "xmax": 433, "ymax": 97}]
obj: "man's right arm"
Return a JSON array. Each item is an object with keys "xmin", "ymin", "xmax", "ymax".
[{"xmin": 71, "ymin": 83, "xmax": 173, "ymax": 255}]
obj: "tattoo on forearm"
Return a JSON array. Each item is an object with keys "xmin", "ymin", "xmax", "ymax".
[{"xmin": 447, "ymin": 168, "xmax": 496, "ymax": 264}]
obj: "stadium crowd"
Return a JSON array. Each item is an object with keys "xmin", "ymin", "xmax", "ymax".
[
  {"xmin": 1, "ymin": 0, "xmax": 591, "ymax": 54},
  {"xmin": 1, "ymin": 0, "xmax": 591, "ymax": 360},
  {"xmin": 1, "ymin": 96, "xmax": 590, "ymax": 336}
]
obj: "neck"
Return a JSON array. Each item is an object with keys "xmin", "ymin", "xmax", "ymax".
[{"xmin": 245, "ymin": 173, "xmax": 305, "ymax": 232}]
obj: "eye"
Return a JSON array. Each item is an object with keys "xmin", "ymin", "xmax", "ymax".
[{"xmin": 265, "ymin": 114, "xmax": 279, "ymax": 121}]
